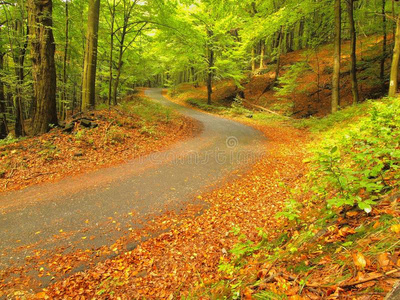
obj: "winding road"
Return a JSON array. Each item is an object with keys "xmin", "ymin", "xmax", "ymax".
[{"xmin": 0, "ymin": 88, "xmax": 266, "ymax": 291}]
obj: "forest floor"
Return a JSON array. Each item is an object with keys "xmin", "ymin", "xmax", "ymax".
[
  {"xmin": 41, "ymin": 93, "xmax": 308, "ymax": 299},
  {"xmin": 38, "ymin": 85, "xmax": 400, "ymax": 300},
  {"xmin": 0, "ymin": 88, "xmax": 266, "ymax": 298},
  {"xmin": 2, "ymin": 35, "xmax": 400, "ymax": 299},
  {"xmin": 0, "ymin": 89, "xmax": 196, "ymax": 193}
]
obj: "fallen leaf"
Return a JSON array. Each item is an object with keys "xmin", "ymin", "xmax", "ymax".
[
  {"xmin": 353, "ymin": 252, "xmax": 367, "ymax": 269},
  {"xmin": 377, "ymin": 253, "xmax": 390, "ymax": 269},
  {"xmin": 391, "ymin": 224, "xmax": 400, "ymax": 234},
  {"xmin": 34, "ymin": 292, "xmax": 47, "ymax": 299}
]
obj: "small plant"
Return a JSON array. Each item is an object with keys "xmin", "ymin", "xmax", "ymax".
[
  {"xmin": 275, "ymin": 198, "xmax": 302, "ymax": 223},
  {"xmin": 310, "ymin": 98, "xmax": 400, "ymax": 213},
  {"xmin": 74, "ymin": 129, "xmax": 86, "ymax": 141},
  {"xmin": 106, "ymin": 127, "xmax": 126, "ymax": 143},
  {"xmin": 139, "ymin": 125, "xmax": 156, "ymax": 137},
  {"xmin": 228, "ymin": 97, "xmax": 251, "ymax": 116},
  {"xmin": 275, "ymin": 62, "xmax": 312, "ymax": 98}
]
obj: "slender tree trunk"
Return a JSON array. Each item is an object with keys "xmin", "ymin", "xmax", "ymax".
[
  {"xmin": 381, "ymin": 0, "xmax": 387, "ymax": 92},
  {"xmin": 207, "ymin": 29, "xmax": 214, "ymax": 105},
  {"xmin": 82, "ymin": 0, "xmax": 101, "ymax": 111},
  {"xmin": 28, "ymin": 0, "xmax": 58, "ymax": 135},
  {"xmin": 251, "ymin": 47, "xmax": 256, "ymax": 72},
  {"xmin": 0, "ymin": 26, "xmax": 7, "ymax": 138},
  {"xmin": 108, "ymin": 0, "xmax": 116, "ymax": 106},
  {"xmin": 274, "ymin": 27, "xmax": 284, "ymax": 83},
  {"xmin": 10, "ymin": 20, "xmax": 28, "ymax": 137},
  {"xmin": 62, "ymin": 0, "xmax": 69, "ymax": 120},
  {"xmin": 113, "ymin": 26, "xmax": 126, "ymax": 106},
  {"xmin": 0, "ymin": 53, "xmax": 8, "ymax": 139},
  {"xmin": 393, "ymin": 0, "xmax": 396, "ymax": 40},
  {"xmin": 259, "ymin": 40, "xmax": 265, "ymax": 69},
  {"xmin": 297, "ymin": 18, "xmax": 305, "ymax": 50},
  {"xmin": 347, "ymin": 0, "xmax": 359, "ymax": 104},
  {"xmin": 389, "ymin": 12, "xmax": 400, "ymax": 97},
  {"xmin": 332, "ymin": 0, "xmax": 341, "ymax": 113}
]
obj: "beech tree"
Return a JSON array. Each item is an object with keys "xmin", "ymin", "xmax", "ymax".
[
  {"xmin": 332, "ymin": 0, "xmax": 341, "ymax": 113},
  {"xmin": 389, "ymin": 1, "xmax": 400, "ymax": 97},
  {"xmin": 347, "ymin": 0, "xmax": 359, "ymax": 104},
  {"xmin": 82, "ymin": 0, "xmax": 101, "ymax": 111},
  {"xmin": 28, "ymin": 0, "xmax": 58, "ymax": 135}
]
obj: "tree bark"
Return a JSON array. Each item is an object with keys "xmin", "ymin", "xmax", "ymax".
[
  {"xmin": 332, "ymin": 0, "xmax": 341, "ymax": 113},
  {"xmin": 11, "ymin": 20, "xmax": 28, "ymax": 137},
  {"xmin": 389, "ymin": 11, "xmax": 400, "ymax": 97},
  {"xmin": 0, "ymin": 53, "xmax": 8, "ymax": 139},
  {"xmin": 346, "ymin": 0, "xmax": 359, "ymax": 104},
  {"xmin": 274, "ymin": 27, "xmax": 284, "ymax": 84},
  {"xmin": 62, "ymin": 0, "xmax": 69, "ymax": 120},
  {"xmin": 297, "ymin": 18, "xmax": 305, "ymax": 50},
  {"xmin": 206, "ymin": 29, "xmax": 214, "ymax": 105},
  {"xmin": 28, "ymin": 0, "xmax": 58, "ymax": 135},
  {"xmin": 82, "ymin": 0, "xmax": 101, "ymax": 111},
  {"xmin": 259, "ymin": 40, "xmax": 265, "ymax": 69},
  {"xmin": 381, "ymin": 0, "xmax": 387, "ymax": 92},
  {"xmin": 113, "ymin": 25, "xmax": 126, "ymax": 106},
  {"xmin": 251, "ymin": 47, "xmax": 256, "ymax": 72},
  {"xmin": 108, "ymin": 0, "xmax": 116, "ymax": 106}
]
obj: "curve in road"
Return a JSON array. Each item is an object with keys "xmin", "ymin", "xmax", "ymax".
[{"xmin": 0, "ymin": 88, "xmax": 266, "ymax": 290}]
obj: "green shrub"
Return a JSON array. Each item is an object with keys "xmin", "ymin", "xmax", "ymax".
[
  {"xmin": 275, "ymin": 62, "xmax": 312, "ymax": 97},
  {"xmin": 227, "ymin": 97, "xmax": 252, "ymax": 116},
  {"xmin": 309, "ymin": 98, "xmax": 400, "ymax": 213}
]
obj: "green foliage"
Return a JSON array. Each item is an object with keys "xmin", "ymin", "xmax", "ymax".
[
  {"xmin": 309, "ymin": 98, "xmax": 400, "ymax": 212},
  {"xmin": 186, "ymin": 98, "xmax": 224, "ymax": 112},
  {"xmin": 275, "ymin": 199, "xmax": 301, "ymax": 222},
  {"xmin": 253, "ymin": 290, "xmax": 286, "ymax": 300},
  {"xmin": 275, "ymin": 62, "xmax": 312, "ymax": 98},
  {"xmin": 228, "ymin": 97, "xmax": 252, "ymax": 116},
  {"xmin": 106, "ymin": 127, "xmax": 126, "ymax": 143},
  {"xmin": 294, "ymin": 100, "xmax": 372, "ymax": 132},
  {"xmin": 0, "ymin": 136, "xmax": 26, "ymax": 147},
  {"xmin": 123, "ymin": 97, "xmax": 174, "ymax": 123}
]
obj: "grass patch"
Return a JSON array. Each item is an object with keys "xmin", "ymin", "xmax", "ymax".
[
  {"xmin": 293, "ymin": 99, "xmax": 377, "ymax": 132},
  {"xmin": 122, "ymin": 96, "xmax": 174, "ymax": 124},
  {"xmin": 186, "ymin": 98, "xmax": 225, "ymax": 112}
]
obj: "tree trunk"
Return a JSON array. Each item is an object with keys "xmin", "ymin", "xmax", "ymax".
[
  {"xmin": 62, "ymin": 0, "xmax": 69, "ymax": 120},
  {"xmin": 0, "ymin": 53, "xmax": 8, "ymax": 139},
  {"xmin": 12, "ymin": 20, "xmax": 28, "ymax": 138},
  {"xmin": 28, "ymin": 0, "xmax": 58, "ymax": 135},
  {"xmin": 347, "ymin": 0, "xmax": 359, "ymax": 104},
  {"xmin": 82, "ymin": 0, "xmax": 101, "ymax": 111},
  {"xmin": 113, "ymin": 26, "xmax": 126, "ymax": 106},
  {"xmin": 207, "ymin": 29, "xmax": 214, "ymax": 105},
  {"xmin": 332, "ymin": 0, "xmax": 341, "ymax": 113},
  {"xmin": 389, "ymin": 11, "xmax": 400, "ymax": 97},
  {"xmin": 108, "ymin": 0, "xmax": 116, "ymax": 106},
  {"xmin": 297, "ymin": 18, "xmax": 305, "ymax": 50},
  {"xmin": 381, "ymin": 0, "xmax": 387, "ymax": 92},
  {"xmin": 393, "ymin": 0, "xmax": 396, "ymax": 40},
  {"xmin": 259, "ymin": 40, "xmax": 265, "ymax": 69},
  {"xmin": 251, "ymin": 47, "xmax": 256, "ymax": 72},
  {"xmin": 274, "ymin": 27, "xmax": 284, "ymax": 83}
]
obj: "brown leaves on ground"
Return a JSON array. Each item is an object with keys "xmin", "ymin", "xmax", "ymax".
[
  {"xmin": 0, "ymin": 95, "xmax": 197, "ymax": 193},
  {"xmin": 41, "ymin": 121, "xmax": 309, "ymax": 298}
]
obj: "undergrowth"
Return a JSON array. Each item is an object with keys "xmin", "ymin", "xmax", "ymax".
[{"xmin": 198, "ymin": 97, "xmax": 400, "ymax": 299}]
